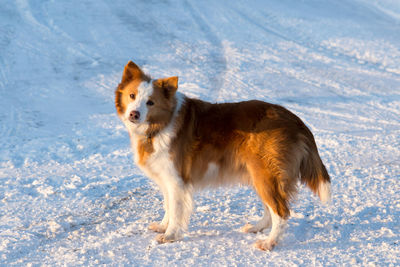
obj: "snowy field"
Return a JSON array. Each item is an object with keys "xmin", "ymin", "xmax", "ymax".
[{"xmin": 1, "ymin": 0, "xmax": 399, "ymax": 265}]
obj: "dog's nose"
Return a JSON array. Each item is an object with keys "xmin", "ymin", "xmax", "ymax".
[{"xmin": 129, "ymin": 110, "xmax": 140, "ymax": 122}]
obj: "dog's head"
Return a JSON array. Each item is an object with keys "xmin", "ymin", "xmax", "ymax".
[{"xmin": 115, "ymin": 61, "xmax": 179, "ymax": 137}]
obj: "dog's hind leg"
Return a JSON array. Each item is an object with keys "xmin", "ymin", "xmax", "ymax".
[
  {"xmin": 246, "ymin": 157, "xmax": 292, "ymax": 250},
  {"xmin": 241, "ymin": 206, "xmax": 271, "ymax": 233},
  {"xmin": 254, "ymin": 205, "xmax": 287, "ymax": 251},
  {"xmin": 252, "ymin": 184, "xmax": 288, "ymax": 250}
]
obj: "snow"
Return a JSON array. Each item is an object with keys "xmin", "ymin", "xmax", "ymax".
[{"xmin": 1, "ymin": 0, "xmax": 399, "ymax": 265}]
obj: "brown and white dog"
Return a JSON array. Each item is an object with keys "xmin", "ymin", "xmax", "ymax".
[{"xmin": 115, "ymin": 61, "xmax": 331, "ymax": 250}]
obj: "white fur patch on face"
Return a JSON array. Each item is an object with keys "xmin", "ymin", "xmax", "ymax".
[{"xmin": 124, "ymin": 81, "xmax": 154, "ymax": 134}]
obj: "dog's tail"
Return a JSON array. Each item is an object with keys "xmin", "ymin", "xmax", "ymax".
[{"xmin": 300, "ymin": 135, "xmax": 331, "ymax": 204}]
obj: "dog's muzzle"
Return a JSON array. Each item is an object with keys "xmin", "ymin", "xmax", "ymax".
[{"xmin": 129, "ymin": 110, "xmax": 141, "ymax": 123}]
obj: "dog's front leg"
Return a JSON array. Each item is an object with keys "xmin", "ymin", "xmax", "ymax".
[
  {"xmin": 149, "ymin": 187, "xmax": 169, "ymax": 233},
  {"xmin": 156, "ymin": 178, "xmax": 193, "ymax": 244}
]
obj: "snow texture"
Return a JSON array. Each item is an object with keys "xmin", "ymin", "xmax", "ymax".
[{"xmin": 1, "ymin": 0, "xmax": 399, "ymax": 265}]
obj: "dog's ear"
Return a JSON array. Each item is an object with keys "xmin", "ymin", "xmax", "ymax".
[
  {"xmin": 155, "ymin": 76, "xmax": 178, "ymax": 98},
  {"xmin": 121, "ymin": 61, "xmax": 144, "ymax": 83},
  {"xmin": 162, "ymin": 76, "xmax": 178, "ymax": 93}
]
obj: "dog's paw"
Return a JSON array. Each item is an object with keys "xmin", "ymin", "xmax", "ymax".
[
  {"xmin": 148, "ymin": 222, "xmax": 167, "ymax": 233},
  {"xmin": 241, "ymin": 223, "xmax": 259, "ymax": 233},
  {"xmin": 254, "ymin": 239, "xmax": 277, "ymax": 251},
  {"xmin": 155, "ymin": 233, "xmax": 178, "ymax": 244}
]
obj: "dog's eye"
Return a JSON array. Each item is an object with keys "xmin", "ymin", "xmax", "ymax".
[
  {"xmin": 146, "ymin": 100, "xmax": 154, "ymax": 106},
  {"xmin": 129, "ymin": 93, "xmax": 135, "ymax": 99}
]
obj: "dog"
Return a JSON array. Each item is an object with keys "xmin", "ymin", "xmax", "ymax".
[{"xmin": 115, "ymin": 61, "xmax": 331, "ymax": 250}]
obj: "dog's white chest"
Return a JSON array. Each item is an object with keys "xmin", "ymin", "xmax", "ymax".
[{"xmin": 131, "ymin": 131, "xmax": 177, "ymax": 182}]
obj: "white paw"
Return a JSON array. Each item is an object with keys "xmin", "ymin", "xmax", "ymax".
[
  {"xmin": 254, "ymin": 238, "xmax": 277, "ymax": 251},
  {"xmin": 155, "ymin": 233, "xmax": 180, "ymax": 244},
  {"xmin": 241, "ymin": 223, "xmax": 259, "ymax": 233},
  {"xmin": 148, "ymin": 222, "xmax": 167, "ymax": 233}
]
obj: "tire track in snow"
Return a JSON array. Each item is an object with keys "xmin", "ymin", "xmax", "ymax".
[
  {"xmin": 181, "ymin": 0, "xmax": 228, "ymax": 102},
  {"xmin": 14, "ymin": 0, "xmax": 52, "ymax": 34},
  {"xmin": 212, "ymin": 6, "xmax": 359, "ymax": 101},
  {"xmin": 16, "ymin": 0, "xmax": 101, "ymax": 67},
  {"xmin": 0, "ymin": 7, "xmax": 19, "ymax": 160},
  {"xmin": 231, "ymin": 5, "xmax": 400, "ymax": 80},
  {"xmin": 0, "ymin": 24, "xmax": 14, "ymax": 87}
]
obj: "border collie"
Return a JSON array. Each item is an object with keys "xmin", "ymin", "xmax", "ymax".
[{"xmin": 115, "ymin": 61, "xmax": 331, "ymax": 250}]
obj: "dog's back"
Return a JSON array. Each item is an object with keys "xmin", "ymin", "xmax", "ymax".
[{"xmin": 171, "ymin": 98, "xmax": 331, "ymax": 216}]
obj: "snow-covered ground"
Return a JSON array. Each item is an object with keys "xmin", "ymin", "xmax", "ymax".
[{"xmin": 1, "ymin": 0, "xmax": 399, "ymax": 265}]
